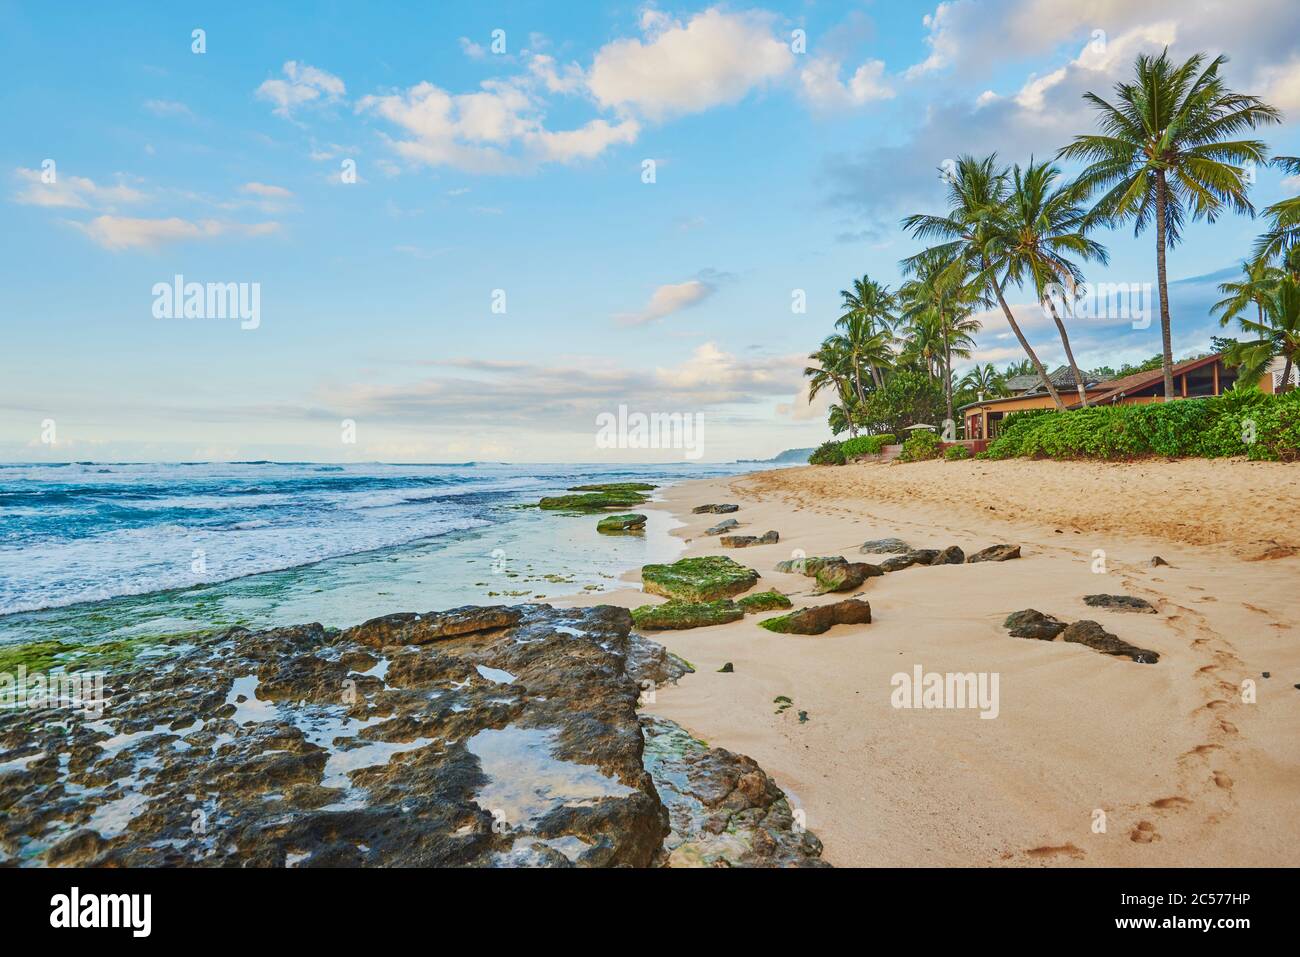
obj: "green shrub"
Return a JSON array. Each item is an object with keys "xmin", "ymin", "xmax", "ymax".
[
  {"xmin": 897, "ymin": 430, "xmax": 942, "ymax": 462},
  {"xmin": 840, "ymin": 433, "xmax": 897, "ymax": 458},
  {"xmin": 980, "ymin": 390, "xmax": 1300, "ymax": 462},
  {"xmin": 944, "ymin": 444, "xmax": 971, "ymax": 461},
  {"xmin": 808, "ymin": 440, "xmax": 846, "ymax": 465}
]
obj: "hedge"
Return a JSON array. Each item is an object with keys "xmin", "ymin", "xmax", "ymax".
[
  {"xmin": 897, "ymin": 430, "xmax": 943, "ymax": 462},
  {"xmin": 808, "ymin": 440, "xmax": 846, "ymax": 465},
  {"xmin": 840, "ymin": 434, "xmax": 897, "ymax": 458},
  {"xmin": 980, "ymin": 388, "xmax": 1300, "ymax": 462}
]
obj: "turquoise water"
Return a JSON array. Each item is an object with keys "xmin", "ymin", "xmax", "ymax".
[{"xmin": 0, "ymin": 461, "xmax": 759, "ymax": 647}]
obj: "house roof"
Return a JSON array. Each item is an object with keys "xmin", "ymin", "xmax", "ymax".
[
  {"xmin": 960, "ymin": 352, "xmax": 1225, "ymax": 414},
  {"xmin": 1004, "ymin": 365, "xmax": 1100, "ymax": 395}
]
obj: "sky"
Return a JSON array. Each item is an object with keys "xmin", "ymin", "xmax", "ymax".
[{"xmin": 2, "ymin": 0, "xmax": 1299, "ymax": 463}]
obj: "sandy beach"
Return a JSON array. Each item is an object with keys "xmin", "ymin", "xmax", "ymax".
[{"xmin": 563, "ymin": 459, "xmax": 1300, "ymax": 867}]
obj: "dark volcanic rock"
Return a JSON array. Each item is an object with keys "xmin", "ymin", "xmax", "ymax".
[
  {"xmin": 641, "ymin": 717, "xmax": 827, "ymax": 867},
  {"xmin": 759, "ymin": 599, "xmax": 872, "ymax": 635},
  {"xmin": 907, "ymin": 549, "xmax": 940, "ymax": 566},
  {"xmin": 880, "ymin": 554, "xmax": 918, "ymax": 572},
  {"xmin": 774, "ymin": 555, "xmax": 844, "ymax": 576},
  {"xmin": 0, "ymin": 605, "xmax": 674, "ymax": 867},
  {"xmin": 932, "ymin": 545, "xmax": 965, "ymax": 565},
  {"xmin": 1004, "ymin": 609, "xmax": 1068, "ymax": 640},
  {"xmin": 719, "ymin": 531, "xmax": 779, "ymax": 548},
  {"xmin": 704, "ymin": 519, "xmax": 739, "ymax": 536},
  {"xmin": 1150, "ymin": 555, "xmax": 1170, "ymax": 567},
  {"xmin": 858, "ymin": 538, "xmax": 912, "ymax": 554},
  {"xmin": 1061, "ymin": 620, "xmax": 1159, "ymax": 663},
  {"xmin": 344, "ymin": 605, "xmax": 524, "ymax": 648},
  {"xmin": 967, "ymin": 544, "xmax": 1021, "ymax": 563},
  {"xmin": 1083, "ymin": 594, "xmax": 1157, "ymax": 614},
  {"xmin": 813, "ymin": 561, "xmax": 882, "ymax": 594},
  {"xmin": 692, "ymin": 504, "xmax": 739, "ymax": 514}
]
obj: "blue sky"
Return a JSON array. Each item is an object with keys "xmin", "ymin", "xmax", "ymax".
[{"xmin": 3, "ymin": 0, "xmax": 1299, "ymax": 462}]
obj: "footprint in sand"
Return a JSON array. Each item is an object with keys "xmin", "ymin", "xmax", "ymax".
[
  {"xmin": 1213, "ymin": 771, "xmax": 1234, "ymax": 790},
  {"xmin": 1218, "ymin": 720, "xmax": 1238, "ymax": 735},
  {"xmin": 1130, "ymin": 821, "xmax": 1160, "ymax": 843},
  {"xmin": 1150, "ymin": 796, "xmax": 1192, "ymax": 810},
  {"xmin": 1025, "ymin": 843, "xmax": 1086, "ymax": 860},
  {"xmin": 1183, "ymin": 743, "xmax": 1222, "ymax": 759}
]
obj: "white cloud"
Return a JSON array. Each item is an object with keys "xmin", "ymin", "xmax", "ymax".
[
  {"xmin": 587, "ymin": 8, "xmax": 794, "ymax": 120},
  {"xmin": 458, "ymin": 37, "xmax": 487, "ymax": 60},
  {"xmin": 800, "ymin": 58, "xmax": 895, "ymax": 109},
  {"xmin": 1255, "ymin": 56, "xmax": 1300, "ymax": 113},
  {"xmin": 143, "ymin": 99, "xmax": 194, "ymax": 118},
  {"xmin": 615, "ymin": 279, "xmax": 715, "ymax": 326},
  {"xmin": 71, "ymin": 215, "xmax": 280, "ymax": 250},
  {"xmin": 12, "ymin": 167, "xmax": 145, "ymax": 209},
  {"xmin": 256, "ymin": 61, "xmax": 346, "ymax": 118},
  {"xmin": 239, "ymin": 182, "xmax": 293, "ymax": 199}
]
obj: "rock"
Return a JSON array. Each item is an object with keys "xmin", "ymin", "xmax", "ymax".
[
  {"xmin": 1150, "ymin": 555, "xmax": 1169, "ymax": 567},
  {"xmin": 797, "ymin": 711, "xmax": 808, "ymax": 724},
  {"xmin": 641, "ymin": 556, "xmax": 760, "ymax": 602},
  {"xmin": 0, "ymin": 604, "xmax": 674, "ymax": 867},
  {"xmin": 631, "ymin": 599, "xmax": 745, "ymax": 630},
  {"xmin": 344, "ymin": 605, "xmax": 524, "ymax": 648},
  {"xmin": 719, "ymin": 531, "xmax": 779, "ymax": 548},
  {"xmin": 858, "ymin": 538, "xmax": 913, "ymax": 554},
  {"xmin": 759, "ymin": 599, "xmax": 872, "ymax": 635},
  {"xmin": 626, "ymin": 633, "xmax": 694, "ymax": 687},
  {"xmin": 1060, "ymin": 620, "xmax": 1159, "ymax": 664},
  {"xmin": 880, "ymin": 554, "xmax": 918, "ymax": 572},
  {"xmin": 1003, "ymin": 609, "xmax": 1068, "ymax": 640},
  {"xmin": 596, "ymin": 513, "xmax": 647, "ymax": 534},
  {"xmin": 568, "ymin": 482, "xmax": 657, "ymax": 492},
  {"xmin": 539, "ymin": 490, "xmax": 649, "ymax": 511},
  {"xmin": 704, "ymin": 519, "xmax": 739, "ymax": 535},
  {"xmin": 907, "ymin": 549, "xmax": 940, "ymax": 566},
  {"xmin": 932, "ymin": 545, "xmax": 965, "ymax": 565},
  {"xmin": 1083, "ymin": 595, "xmax": 1157, "ymax": 614},
  {"xmin": 640, "ymin": 717, "xmax": 827, "ymax": 867},
  {"xmin": 717, "ymin": 662, "xmax": 734, "ymax": 673},
  {"xmin": 736, "ymin": 591, "xmax": 792, "ymax": 613},
  {"xmin": 774, "ymin": 555, "xmax": 844, "ymax": 576},
  {"xmin": 691, "ymin": 504, "xmax": 739, "ymax": 514},
  {"xmin": 813, "ymin": 561, "xmax": 882, "ymax": 594},
  {"xmin": 967, "ymin": 544, "xmax": 1021, "ymax": 563}
]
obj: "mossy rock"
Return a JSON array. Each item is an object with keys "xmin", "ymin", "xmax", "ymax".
[
  {"xmin": 538, "ymin": 490, "xmax": 649, "ymax": 511},
  {"xmin": 0, "ymin": 632, "xmax": 195, "ymax": 677},
  {"xmin": 597, "ymin": 513, "xmax": 647, "ymax": 534},
  {"xmin": 641, "ymin": 556, "xmax": 760, "ymax": 602},
  {"xmin": 631, "ymin": 599, "xmax": 744, "ymax": 630},
  {"xmin": 737, "ymin": 590, "xmax": 792, "ymax": 613},
  {"xmin": 568, "ymin": 482, "xmax": 657, "ymax": 492}
]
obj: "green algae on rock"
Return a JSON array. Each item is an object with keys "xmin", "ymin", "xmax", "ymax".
[
  {"xmin": 538, "ymin": 490, "xmax": 650, "ymax": 511},
  {"xmin": 641, "ymin": 556, "xmax": 760, "ymax": 602},
  {"xmin": 597, "ymin": 513, "xmax": 648, "ymax": 534},
  {"xmin": 736, "ymin": 590, "xmax": 792, "ymax": 613},
  {"xmin": 567, "ymin": 482, "xmax": 657, "ymax": 492},
  {"xmin": 631, "ymin": 599, "xmax": 744, "ymax": 630},
  {"xmin": 759, "ymin": 599, "xmax": 872, "ymax": 635}
]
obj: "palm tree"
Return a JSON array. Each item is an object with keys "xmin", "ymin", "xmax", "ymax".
[
  {"xmin": 1002, "ymin": 159, "xmax": 1109, "ymax": 406},
  {"xmin": 1002, "ymin": 358, "xmax": 1033, "ymax": 378},
  {"xmin": 833, "ymin": 312, "xmax": 894, "ymax": 407},
  {"xmin": 1059, "ymin": 49, "xmax": 1279, "ymax": 400},
  {"xmin": 1255, "ymin": 156, "xmax": 1300, "ymax": 267},
  {"xmin": 959, "ymin": 362, "xmax": 1005, "ymax": 397},
  {"xmin": 1224, "ymin": 275, "xmax": 1300, "ymax": 392},
  {"xmin": 902, "ymin": 154, "xmax": 1066, "ymax": 410},
  {"xmin": 899, "ymin": 253, "xmax": 981, "ymax": 427},
  {"xmin": 837, "ymin": 277, "xmax": 898, "ymax": 389},
  {"xmin": 805, "ymin": 337, "xmax": 860, "ymax": 437},
  {"xmin": 1212, "ymin": 257, "xmax": 1282, "ymax": 328}
]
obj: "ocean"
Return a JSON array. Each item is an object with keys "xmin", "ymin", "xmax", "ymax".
[{"xmin": 0, "ymin": 461, "xmax": 761, "ymax": 647}]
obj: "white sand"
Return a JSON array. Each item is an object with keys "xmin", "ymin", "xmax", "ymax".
[{"xmin": 563, "ymin": 458, "xmax": 1300, "ymax": 866}]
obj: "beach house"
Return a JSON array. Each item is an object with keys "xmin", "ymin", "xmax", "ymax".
[{"xmin": 960, "ymin": 352, "xmax": 1279, "ymax": 440}]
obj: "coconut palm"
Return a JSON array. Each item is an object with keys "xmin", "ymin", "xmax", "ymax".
[
  {"xmin": 837, "ymin": 276, "xmax": 898, "ymax": 389},
  {"xmin": 1002, "ymin": 158, "xmax": 1109, "ymax": 406},
  {"xmin": 1224, "ymin": 275, "xmax": 1300, "ymax": 392},
  {"xmin": 1255, "ymin": 156, "xmax": 1300, "ymax": 268},
  {"xmin": 959, "ymin": 362, "xmax": 1005, "ymax": 397},
  {"xmin": 902, "ymin": 154, "xmax": 1066, "ymax": 410},
  {"xmin": 1059, "ymin": 49, "xmax": 1279, "ymax": 400},
  {"xmin": 898, "ymin": 253, "xmax": 981, "ymax": 427},
  {"xmin": 833, "ymin": 311, "xmax": 894, "ymax": 407},
  {"xmin": 805, "ymin": 337, "xmax": 860, "ymax": 437},
  {"xmin": 1212, "ymin": 257, "xmax": 1283, "ymax": 327}
]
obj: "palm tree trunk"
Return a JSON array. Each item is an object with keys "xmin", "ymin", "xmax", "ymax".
[
  {"xmin": 989, "ymin": 263, "xmax": 1065, "ymax": 410},
  {"xmin": 1045, "ymin": 297, "xmax": 1088, "ymax": 407},
  {"xmin": 1282, "ymin": 354, "xmax": 1294, "ymax": 393},
  {"xmin": 1155, "ymin": 170, "xmax": 1176, "ymax": 401},
  {"xmin": 944, "ymin": 339, "xmax": 954, "ymax": 429}
]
